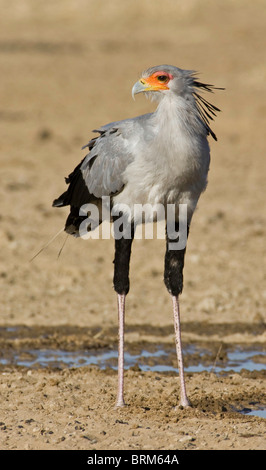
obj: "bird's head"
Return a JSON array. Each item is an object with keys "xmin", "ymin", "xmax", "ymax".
[
  {"xmin": 132, "ymin": 65, "xmax": 191, "ymax": 102},
  {"xmin": 132, "ymin": 65, "xmax": 223, "ymax": 140}
]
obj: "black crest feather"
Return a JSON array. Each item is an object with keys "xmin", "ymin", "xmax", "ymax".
[{"xmin": 192, "ymin": 80, "xmax": 224, "ymax": 141}]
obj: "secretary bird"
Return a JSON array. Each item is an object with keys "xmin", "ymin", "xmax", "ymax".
[{"xmin": 53, "ymin": 65, "xmax": 222, "ymax": 407}]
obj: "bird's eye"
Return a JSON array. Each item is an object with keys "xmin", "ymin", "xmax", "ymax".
[{"xmin": 157, "ymin": 75, "xmax": 168, "ymax": 82}]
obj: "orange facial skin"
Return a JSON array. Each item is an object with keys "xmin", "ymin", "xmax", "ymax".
[{"xmin": 139, "ymin": 71, "xmax": 173, "ymax": 91}]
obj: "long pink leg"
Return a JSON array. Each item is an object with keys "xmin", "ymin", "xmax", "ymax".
[
  {"xmin": 116, "ymin": 293, "xmax": 126, "ymax": 407},
  {"xmin": 172, "ymin": 295, "xmax": 191, "ymax": 407}
]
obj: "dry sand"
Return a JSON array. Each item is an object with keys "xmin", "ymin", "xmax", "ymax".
[{"xmin": 0, "ymin": 0, "xmax": 265, "ymax": 450}]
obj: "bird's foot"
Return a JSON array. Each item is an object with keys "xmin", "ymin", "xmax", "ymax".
[
  {"xmin": 178, "ymin": 397, "xmax": 191, "ymax": 408},
  {"xmin": 115, "ymin": 397, "xmax": 126, "ymax": 408}
]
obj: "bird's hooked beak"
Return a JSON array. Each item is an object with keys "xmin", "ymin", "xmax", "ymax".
[
  {"xmin": 132, "ymin": 79, "xmax": 149, "ymax": 99},
  {"xmin": 132, "ymin": 76, "xmax": 169, "ymax": 100}
]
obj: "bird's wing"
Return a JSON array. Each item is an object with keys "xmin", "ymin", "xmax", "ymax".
[
  {"xmin": 79, "ymin": 114, "xmax": 153, "ymax": 198},
  {"xmin": 53, "ymin": 115, "xmax": 150, "ymax": 210},
  {"xmin": 80, "ymin": 125, "xmax": 133, "ymax": 198}
]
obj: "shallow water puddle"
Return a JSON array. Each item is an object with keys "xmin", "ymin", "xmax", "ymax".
[
  {"xmin": 1, "ymin": 343, "xmax": 265, "ymax": 417},
  {"xmin": 239, "ymin": 407, "xmax": 266, "ymax": 419},
  {"xmin": 1, "ymin": 344, "xmax": 265, "ymax": 373}
]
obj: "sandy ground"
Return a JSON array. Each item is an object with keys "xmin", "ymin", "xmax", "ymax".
[{"xmin": 0, "ymin": 0, "xmax": 266, "ymax": 450}]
